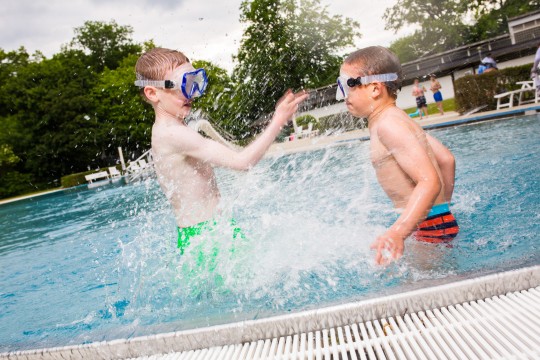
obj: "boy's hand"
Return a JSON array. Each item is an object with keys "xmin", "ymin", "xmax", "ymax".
[
  {"xmin": 370, "ymin": 230, "xmax": 404, "ymax": 265},
  {"xmin": 273, "ymin": 89, "xmax": 309, "ymax": 127}
]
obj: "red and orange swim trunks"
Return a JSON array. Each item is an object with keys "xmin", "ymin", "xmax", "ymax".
[{"xmin": 414, "ymin": 203, "xmax": 459, "ymax": 243}]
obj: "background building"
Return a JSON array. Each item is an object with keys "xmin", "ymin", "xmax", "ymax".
[{"xmin": 298, "ymin": 10, "xmax": 540, "ymax": 119}]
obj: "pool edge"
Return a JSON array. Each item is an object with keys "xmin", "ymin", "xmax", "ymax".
[{"xmin": 2, "ymin": 264, "xmax": 539, "ymax": 359}]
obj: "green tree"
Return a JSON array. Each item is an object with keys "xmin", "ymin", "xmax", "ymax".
[
  {"xmin": 191, "ymin": 59, "xmax": 237, "ymax": 133},
  {"xmin": 0, "ymin": 23, "xmax": 152, "ymax": 198},
  {"xmin": 2, "ymin": 49, "xmax": 98, "ymax": 181},
  {"xmin": 92, "ymin": 53, "xmax": 153, "ymax": 163},
  {"xmin": 464, "ymin": 0, "xmax": 540, "ymax": 43},
  {"xmin": 0, "ymin": 48, "xmax": 33, "ymax": 155},
  {"xmin": 232, "ymin": 0, "xmax": 360, "ymax": 135},
  {"xmin": 0, "ymin": 144, "xmax": 20, "ymax": 172},
  {"xmin": 386, "ymin": 0, "xmax": 540, "ymax": 61},
  {"xmin": 0, "ymin": 144, "xmax": 34, "ymax": 198},
  {"xmin": 384, "ymin": 0, "xmax": 469, "ymax": 58},
  {"xmin": 388, "ymin": 35, "xmax": 425, "ymax": 63},
  {"xmin": 69, "ymin": 20, "xmax": 142, "ymax": 71}
]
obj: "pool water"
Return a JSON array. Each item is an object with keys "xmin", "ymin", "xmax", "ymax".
[{"xmin": 0, "ymin": 115, "xmax": 539, "ymax": 352}]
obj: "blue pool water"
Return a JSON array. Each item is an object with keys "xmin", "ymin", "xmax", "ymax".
[{"xmin": 0, "ymin": 115, "xmax": 539, "ymax": 352}]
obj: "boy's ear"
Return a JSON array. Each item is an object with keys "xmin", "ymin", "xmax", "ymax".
[
  {"xmin": 371, "ymin": 82, "xmax": 384, "ymax": 99},
  {"xmin": 143, "ymin": 86, "xmax": 159, "ymax": 102}
]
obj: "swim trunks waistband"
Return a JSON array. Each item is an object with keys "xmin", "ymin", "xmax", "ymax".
[
  {"xmin": 177, "ymin": 220, "xmax": 215, "ymax": 255},
  {"xmin": 177, "ymin": 218, "xmax": 244, "ymax": 255},
  {"xmin": 416, "ymin": 95, "xmax": 427, "ymax": 108},
  {"xmin": 427, "ymin": 203, "xmax": 451, "ymax": 217},
  {"xmin": 415, "ymin": 203, "xmax": 459, "ymax": 243}
]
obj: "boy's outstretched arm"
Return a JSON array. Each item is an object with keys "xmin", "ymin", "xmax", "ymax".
[
  {"xmin": 426, "ymin": 134, "xmax": 455, "ymax": 203},
  {"xmin": 370, "ymin": 122, "xmax": 441, "ymax": 265},
  {"xmin": 174, "ymin": 90, "xmax": 308, "ymax": 170}
]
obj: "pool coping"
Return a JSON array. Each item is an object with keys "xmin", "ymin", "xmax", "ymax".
[
  {"xmin": 2, "ymin": 264, "xmax": 539, "ymax": 360},
  {"xmin": 267, "ymin": 103, "xmax": 540, "ymax": 155}
]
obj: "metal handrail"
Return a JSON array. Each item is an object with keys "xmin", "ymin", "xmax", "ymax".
[{"xmin": 126, "ymin": 149, "xmax": 154, "ymax": 182}]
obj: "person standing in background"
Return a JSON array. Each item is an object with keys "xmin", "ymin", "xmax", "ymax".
[
  {"xmin": 429, "ymin": 75, "xmax": 444, "ymax": 115},
  {"xmin": 412, "ymin": 78, "xmax": 428, "ymax": 119},
  {"xmin": 481, "ymin": 53, "xmax": 498, "ymax": 72}
]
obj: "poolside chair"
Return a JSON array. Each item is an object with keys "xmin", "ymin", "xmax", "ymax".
[
  {"xmin": 84, "ymin": 171, "xmax": 109, "ymax": 184},
  {"xmin": 127, "ymin": 161, "xmax": 141, "ymax": 173},
  {"xmin": 305, "ymin": 122, "xmax": 316, "ymax": 138},
  {"xmin": 295, "ymin": 125, "xmax": 303, "ymax": 139},
  {"xmin": 108, "ymin": 167, "xmax": 122, "ymax": 179}
]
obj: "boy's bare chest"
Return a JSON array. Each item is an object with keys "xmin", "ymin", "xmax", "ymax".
[{"xmin": 369, "ymin": 137, "xmax": 394, "ymax": 169}]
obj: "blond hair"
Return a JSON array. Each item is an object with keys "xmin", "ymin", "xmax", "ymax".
[
  {"xmin": 344, "ymin": 46, "xmax": 402, "ymax": 99},
  {"xmin": 135, "ymin": 48, "xmax": 190, "ymax": 101}
]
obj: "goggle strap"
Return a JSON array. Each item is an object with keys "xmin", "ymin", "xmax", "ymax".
[
  {"xmin": 361, "ymin": 73, "xmax": 398, "ymax": 84},
  {"xmin": 134, "ymin": 79, "xmax": 175, "ymax": 89}
]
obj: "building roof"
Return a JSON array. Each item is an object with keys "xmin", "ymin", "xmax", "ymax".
[
  {"xmin": 507, "ymin": 9, "xmax": 540, "ymax": 23},
  {"xmin": 296, "ymin": 34, "xmax": 538, "ymax": 115}
]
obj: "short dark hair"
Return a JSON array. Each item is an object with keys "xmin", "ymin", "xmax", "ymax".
[{"xmin": 344, "ymin": 46, "xmax": 403, "ymax": 99}]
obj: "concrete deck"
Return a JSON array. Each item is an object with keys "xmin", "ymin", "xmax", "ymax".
[{"xmin": 268, "ymin": 103, "xmax": 540, "ymax": 156}]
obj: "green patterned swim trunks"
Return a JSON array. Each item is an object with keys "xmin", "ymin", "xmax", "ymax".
[
  {"xmin": 177, "ymin": 218, "xmax": 245, "ymax": 255},
  {"xmin": 176, "ymin": 218, "xmax": 248, "ymax": 296}
]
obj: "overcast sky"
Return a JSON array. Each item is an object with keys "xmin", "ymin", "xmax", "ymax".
[{"xmin": 0, "ymin": 0, "xmax": 411, "ymax": 73}]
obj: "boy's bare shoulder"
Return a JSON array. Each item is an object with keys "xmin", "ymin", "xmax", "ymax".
[
  {"xmin": 376, "ymin": 107, "xmax": 418, "ymax": 138},
  {"xmin": 152, "ymin": 118, "xmax": 210, "ymax": 157},
  {"xmin": 152, "ymin": 119, "xmax": 196, "ymax": 140},
  {"xmin": 377, "ymin": 107, "xmax": 410, "ymax": 128}
]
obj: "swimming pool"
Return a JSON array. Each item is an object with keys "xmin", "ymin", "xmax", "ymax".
[{"xmin": 0, "ymin": 114, "xmax": 538, "ymax": 353}]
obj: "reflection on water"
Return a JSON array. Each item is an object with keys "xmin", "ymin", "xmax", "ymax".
[{"xmin": 0, "ymin": 115, "xmax": 539, "ymax": 351}]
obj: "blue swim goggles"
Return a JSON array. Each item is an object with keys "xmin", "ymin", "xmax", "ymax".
[
  {"xmin": 336, "ymin": 72, "xmax": 398, "ymax": 100},
  {"xmin": 135, "ymin": 68, "xmax": 208, "ymax": 100}
]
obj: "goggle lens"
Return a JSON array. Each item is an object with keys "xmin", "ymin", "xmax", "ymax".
[{"xmin": 182, "ymin": 69, "xmax": 208, "ymax": 100}]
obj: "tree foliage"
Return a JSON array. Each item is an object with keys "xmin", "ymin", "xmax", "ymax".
[
  {"xmin": 386, "ymin": 0, "xmax": 540, "ymax": 62},
  {"xmin": 464, "ymin": 0, "xmax": 540, "ymax": 43},
  {"xmin": 191, "ymin": 59, "xmax": 236, "ymax": 133},
  {"xmin": 0, "ymin": 22, "xmax": 144, "ymax": 196},
  {"xmin": 69, "ymin": 20, "xmax": 142, "ymax": 71},
  {"xmin": 232, "ymin": 0, "xmax": 359, "ymax": 132},
  {"xmin": 92, "ymin": 54, "xmax": 153, "ymax": 163}
]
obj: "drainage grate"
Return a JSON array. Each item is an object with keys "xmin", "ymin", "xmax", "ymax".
[{"xmin": 131, "ymin": 287, "xmax": 540, "ymax": 360}]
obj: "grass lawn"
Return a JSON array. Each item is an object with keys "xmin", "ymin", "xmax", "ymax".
[{"xmin": 402, "ymin": 98, "xmax": 456, "ymax": 115}]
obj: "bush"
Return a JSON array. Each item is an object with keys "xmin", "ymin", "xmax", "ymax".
[
  {"xmin": 61, "ymin": 171, "xmax": 95, "ymax": 188},
  {"xmin": 61, "ymin": 166, "xmax": 120, "ymax": 188},
  {"xmin": 295, "ymin": 114, "xmax": 318, "ymax": 130},
  {"xmin": 454, "ymin": 63, "xmax": 533, "ymax": 113},
  {"xmin": 0, "ymin": 171, "xmax": 35, "ymax": 199}
]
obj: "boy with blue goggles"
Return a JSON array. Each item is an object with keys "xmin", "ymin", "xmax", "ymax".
[
  {"xmin": 133, "ymin": 47, "xmax": 308, "ymax": 264},
  {"xmin": 135, "ymin": 66, "xmax": 208, "ymax": 100}
]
